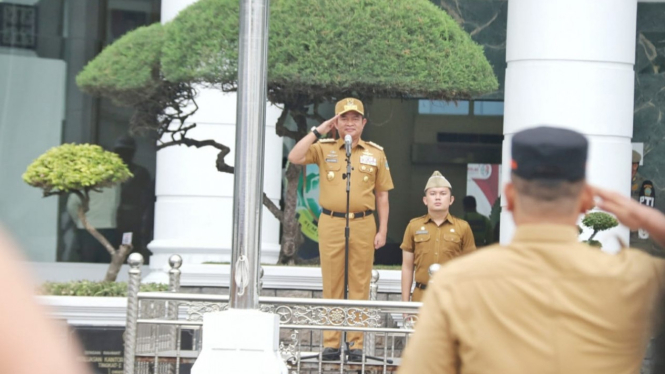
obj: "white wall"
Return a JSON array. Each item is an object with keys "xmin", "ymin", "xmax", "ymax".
[
  {"xmin": 0, "ymin": 55, "xmax": 66, "ymax": 261},
  {"xmin": 501, "ymin": 0, "xmax": 636, "ymax": 251},
  {"xmin": 145, "ymin": 0, "xmax": 284, "ymax": 282}
]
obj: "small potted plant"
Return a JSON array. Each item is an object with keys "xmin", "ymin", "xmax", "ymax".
[
  {"xmin": 580, "ymin": 212, "xmax": 619, "ymax": 248},
  {"xmin": 23, "ymin": 143, "xmax": 133, "ymax": 282}
]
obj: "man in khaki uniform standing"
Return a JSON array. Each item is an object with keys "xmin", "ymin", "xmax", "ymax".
[
  {"xmin": 629, "ymin": 150, "xmax": 662, "ymax": 256},
  {"xmin": 288, "ymin": 98, "xmax": 394, "ymax": 361},
  {"xmin": 630, "ymin": 150, "xmax": 647, "ymax": 249},
  {"xmin": 399, "ymin": 126, "xmax": 665, "ymax": 374},
  {"xmin": 401, "ymin": 171, "xmax": 475, "ymax": 302}
]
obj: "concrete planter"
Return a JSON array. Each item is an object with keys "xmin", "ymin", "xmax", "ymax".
[{"xmin": 39, "ymin": 296, "xmax": 128, "ymax": 326}]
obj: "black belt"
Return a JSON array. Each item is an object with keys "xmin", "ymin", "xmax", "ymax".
[
  {"xmin": 321, "ymin": 208, "xmax": 373, "ymax": 219},
  {"xmin": 415, "ymin": 282, "xmax": 427, "ymax": 290}
]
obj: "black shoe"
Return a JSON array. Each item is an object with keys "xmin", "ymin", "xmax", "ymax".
[
  {"xmin": 347, "ymin": 349, "xmax": 363, "ymax": 362},
  {"xmin": 321, "ymin": 347, "xmax": 340, "ymax": 361}
]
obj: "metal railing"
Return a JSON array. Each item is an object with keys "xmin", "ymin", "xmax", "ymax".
[{"xmin": 123, "ymin": 253, "xmax": 422, "ymax": 374}]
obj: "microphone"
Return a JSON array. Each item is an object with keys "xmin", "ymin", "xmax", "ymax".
[{"xmin": 344, "ymin": 134, "xmax": 352, "ymax": 157}]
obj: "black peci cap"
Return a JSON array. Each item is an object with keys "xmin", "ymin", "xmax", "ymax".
[{"xmin": 511, "ymin": 126, "xmax": 588, "ymax": 181}]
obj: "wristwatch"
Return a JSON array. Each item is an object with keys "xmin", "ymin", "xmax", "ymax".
[{"xmin": 311, "ymin": 126, "xmax": 322, "ymax": 139}]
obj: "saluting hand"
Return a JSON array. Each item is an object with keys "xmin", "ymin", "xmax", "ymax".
[
  {"xmin": 593, "ymin": 187, "xmax": 650, "ymax": 230},
  {"xmin": 374, "ymin": 231, "xmax": 386, "ymax": 250},
  {"xmin": 316, "ymin": 114, "xmax": 340, "ymax": 135},
  {"xmin": 593, "ymin": 186, "xmax": 665, "ymax": 248}
]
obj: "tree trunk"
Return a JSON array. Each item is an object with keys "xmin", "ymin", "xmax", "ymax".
[
  {"xmin": 278, "ymin": 163, "xmax": 304, "ymax": 264},
  {"xmin": 75, "ymin": 192, "xmax": 130, "ymax": 282},
  {"xmin": 275, "ymin": 106, "xmax": 315, "ymax": 264},
  {"xmin": 104, "ymin": 244, "xmax": 132, "ymax": 282},
  {"xmin": 77, "ymin": 205, "xmax": 116, "ymax": 257},
  {"xmin": 588, "ymin": 229, "xmax": 599, "ymax": 241}
]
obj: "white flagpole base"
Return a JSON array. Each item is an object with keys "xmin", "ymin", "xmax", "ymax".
[{"xmin": 191, "ymin": 309, "xmax": 287, "ymax": 374}]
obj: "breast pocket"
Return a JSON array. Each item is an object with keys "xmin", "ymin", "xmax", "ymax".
[
  {"xmin": 358, "ymin": 164, "xmax": 376, "ymax": 185},
  {"xmin": 323, "ymin": 161, "xmax": 341, "ymax": 183},
  {"xmin": 443, "ymin": 233, "xmax": 462, "ymax": 254},
  {"xmin": 414, "ymin": 233, "xmax": 432, "ymax": 254}
]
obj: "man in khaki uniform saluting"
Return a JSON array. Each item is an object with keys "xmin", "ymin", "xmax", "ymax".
[
  {"xmin": 400, "ymin": 171, "xmax": 475, "ymax": 302},
  {"xmin": 399, "ymin": 126, "xmax": 665, "ymax": 374},
  {"xmin": 288, "ymin": 98, "xmax": 394, "ymax": 362}
]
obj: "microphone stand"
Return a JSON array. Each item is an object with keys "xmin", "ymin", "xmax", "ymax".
[
  {"xmin": 303, "ymin": 138, "xmax": 393, "ymax": 366},
  {"xmin": 340, "ymin": 141, "xmax": 352, "ymax": 365},
  {"xmin": 339, "ymin": 141, "xmax": 393, "ymax": 366},
  {"xmin": 301, "ymin": 138, "xmax": 393, "ymax": 366},
  {"xmin": 305, "ymin": 140, "xmax": 355, "ymax": 365}
]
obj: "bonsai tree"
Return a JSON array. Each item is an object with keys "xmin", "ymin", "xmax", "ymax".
[
  {"xmin": 581, "ymin": 211, "xmax": 619, "ymax": 248},
  {"xmin": 23, "ymin": 144, "xmax": 133, "ymax": 281},
  {"xmin": 77, "ymin": 0, "xmax": 499, "ymax": 264}
]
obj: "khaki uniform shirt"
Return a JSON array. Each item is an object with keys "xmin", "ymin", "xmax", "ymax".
[
  {"xmin": 401, "ymin": 214, "xmax": 475, "ymax": 285},
  {"xmin": 630, "ymin": 173, "xmax": 659, "ymax": 253},
  {"xmin": 399, "ymin": 224, "xmax": 665, "ymax": 374},
  {"xmin": 304, "ymin": 138, "xmax": 393, "ymax": 212},
  {"xmin": 631, "ymin": 173, "xmax": 646, "ymax": 201}
]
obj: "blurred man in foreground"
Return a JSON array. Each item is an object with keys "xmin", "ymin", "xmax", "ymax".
[
  {"xmin": 595, "ymin": 186, "xmax": 665, "ymax": 374},
  {"xmin": 399, "ymin": 127, "xmax": 665, "ymax": 374},
  {"xmin": 0, "ymin": 228, "xmax": 90, "ymax": 374}
]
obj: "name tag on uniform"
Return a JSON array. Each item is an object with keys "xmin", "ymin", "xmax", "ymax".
[
  {"xmin": 325, "ymin": 158, "xmax": 338, "ymax": 163},
  {"xmin": 416, "ymin": 230, "xmax": 428, "ymax": 235},
  {"xmin": 360, "ymin": 155, "xmax": 377, "ymax": 166}
]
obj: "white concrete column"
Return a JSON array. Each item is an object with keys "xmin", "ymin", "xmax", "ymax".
[
  {"xmin": 501, "ymin": 0, "xmax": 636, "ymax": 252},
  {"xmin": 146, "ymin": 0, "xmax": 282, "ymax": 282}
]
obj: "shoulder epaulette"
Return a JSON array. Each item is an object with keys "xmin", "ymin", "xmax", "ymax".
[
  {"xmin": 319, "ymin": 138, "xmax": 336, "ymax": 143},
  {"xmin": 367, "ymin": 141, "xmax": 383, "ymax": 150},
  {"xmin": 409, "ymin": 215, "xmax": 428, "ymax": 223}
]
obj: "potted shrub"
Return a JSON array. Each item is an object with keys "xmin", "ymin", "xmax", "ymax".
[
  {"xmin": 580, "ymin": 212, "xmax": 619, "ymax": 248},
  {"xmin": 24, "ymin": 143, "xmax": 133, "ymax": 282}
]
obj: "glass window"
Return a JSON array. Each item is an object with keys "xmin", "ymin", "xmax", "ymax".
[
  {"xmin": 418, "ymin": 100, "xmax": 470, "ymax": 115},
  {"xmin": 473, "ymin": 101, "xmax": 504, "ymax": 116},
  {"xmin": 0, "ymin": 0, "xmax": 160, "ymax": 264}
]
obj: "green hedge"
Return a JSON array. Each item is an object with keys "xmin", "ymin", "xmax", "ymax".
[{"xmin": 41, "ymin": 280, "xmax": 168, "ymax": 297}]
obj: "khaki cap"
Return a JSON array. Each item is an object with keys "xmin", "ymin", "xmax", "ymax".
[
  {"xmin": 425, "ymin": 171, "xmax": 451, "ymax": 191},
  {"xmin": 335, "ymin": 97, "xmax": 364, "ymax": 116},
  {"xmin": 632, "ymin": 150, "xmax": 642, "ymax": 163}
]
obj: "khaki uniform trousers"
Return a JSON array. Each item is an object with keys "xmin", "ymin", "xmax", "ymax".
[{"xmin": 319, "ymin": 213, "xmax": 376, "ymax": 349}]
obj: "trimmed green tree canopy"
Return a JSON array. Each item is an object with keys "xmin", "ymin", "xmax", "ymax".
[
  {"xmin": 76, "ymin": 23, "xmax": 165, "ymax": 107},
  {"xmin": 78, "ymin": 0, "xmax": 498, "ymax": 106},
  {"xmin": 161, "ymin": 0, "xmax": 239, "ymax": 91},
  {"xmin": 23, "ymin": 144, "xmax": 132, "ymax": 194},
  {"xmin": 582, "ymin": 212, "xmax": 619, "ymax": 233},
  {"xmin": 162, "ymin": 0, "xmax": 498, "ymax": 102}
]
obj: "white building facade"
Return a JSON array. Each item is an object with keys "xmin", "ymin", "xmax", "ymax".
[{"xmin": 0, "ymin": 0, "xmax": 660, "ymax": 282}]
